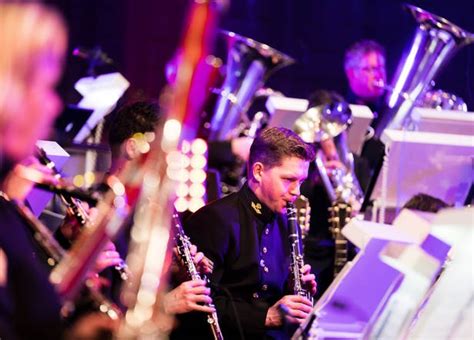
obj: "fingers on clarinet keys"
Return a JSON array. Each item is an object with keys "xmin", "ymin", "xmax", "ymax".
[
  {"xmin": 163, "ymin": 279, "xmax": 215, "ymax": 315},
  {"xmin": 300, "ymin": 264, "xmax": 317, "ymax": 296},
  {"xmin": 191, "ymin": 246, "xmax": 214, "ymax": 275},
  {"xmin": 95, "ymin": 249, "xmax": 123, "ymax": 273},
  {"xmin": 197, "ymin": 254, "xmax": 214, "ymax": 275},
  {"xmin": 270, "ymin": 295, "xmax": 313, "ymax": 326}
]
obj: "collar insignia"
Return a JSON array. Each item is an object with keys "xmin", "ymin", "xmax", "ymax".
[{"xmin": 251, "ymin": 201, "xmax": 262, "ymax": 215}]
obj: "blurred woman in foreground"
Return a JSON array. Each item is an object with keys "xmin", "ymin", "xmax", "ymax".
[{"xmin": 0, "ymin": 3, "xmax": 67, "ymax": 339}]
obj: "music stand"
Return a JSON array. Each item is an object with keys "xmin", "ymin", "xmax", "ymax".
[
  {"xmin": 265, "ymin": 96, "xmax": 374, "ymax": 155},
  {"xmin": 405, "ymin": 207, "xmax": 474, "ymax": 339},
  {"xmin": 265, "ymin": 96, "xmax": 309, "ymax": 129},
  {"xmin": 26, "ymin": 140, "xmax": 70, "ymax": 218},
  {"xmin": 294, "ymin": 208, "xmax": 456, "ymax": 339},
  {"xmin": 368, "ymin": 129, "xmax": 473, "ymax": 223},
  {"xmin": 73, "ymin": 72, "xmax": 130, "ymax": 143},
  {"xmin": 54, "ymin": 104, "xmax": 94, "ymax": 144},
  {"xmin": 411, "ymin": 107, "xmax": 474, "ymax": 135}
]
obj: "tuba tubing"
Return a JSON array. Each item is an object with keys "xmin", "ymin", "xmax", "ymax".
[
  {"xmin": 376, "ymin": 4, "xmax": 474, "ymax": 138},
  {"xmin": 293, "ymin": 102, "xmax": 364, "ymax": 212},
  {"xmin": 208, "ymin": 30, "xmax": 294, "ymax": 141}
]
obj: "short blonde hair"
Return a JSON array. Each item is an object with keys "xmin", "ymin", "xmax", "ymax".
[{"xmin": 0, "ymin": 3, "xmax": 67, "ymax": 131}]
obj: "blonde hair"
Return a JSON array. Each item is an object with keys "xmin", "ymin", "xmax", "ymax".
[{"xmin": 0, "ymin": 2, "xmax": 67, "ymax": 131}]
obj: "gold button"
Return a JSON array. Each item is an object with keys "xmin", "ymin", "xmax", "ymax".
[
  {"xmin": 260, "ymin": 259, "xmax": 265, "ymax": 267},
  {"xmin": 262, "ymin": 247, "xmax": 268, "ymax": 254},
  {"xmin": 253, "ymin": 292, "xmax": 259, "ymax": 299},
  {"xmin": 264, "ymin": 228, "xmax": 269, "ymax": 235},
  {"xmin": 263, "ymin": 266, "xmax": 269, "ymax": 273},
  {"xmin": 262, "ymin": 284, "xmax": 268, "ymax": 291}
]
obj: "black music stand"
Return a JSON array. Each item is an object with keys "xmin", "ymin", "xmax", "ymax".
[{"xmin": 54, "ymin": 104, "xmax": 94, "ymax": 144}]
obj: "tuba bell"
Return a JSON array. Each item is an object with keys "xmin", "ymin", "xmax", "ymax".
[
  {"xmin": 293, "ymin": 99, "xmax": 364, "ymax": 212},
  {"xmin": 208, "ymin": 30, "xmax": 294, "ymax": 141},
  {"xmin": 375, "ymin": 4, "xmax": 474, "ymax": 138}
]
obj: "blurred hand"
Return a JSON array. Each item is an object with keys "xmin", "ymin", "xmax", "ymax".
[
  {"xmin": 59, "ymin": 202, "xmax": 97, "ymax": 242},
  {"xmin": 324, "ymin": 159, "xmax": 345, "ymax": 171},
  {"xmin": 3, "ymin": 157, "xmax": 54, "ymax": 201},
  {"xmin": 94, "ymin": 241, "xmax": 123, "ymax": 273},
  {"xmin": 320, "ymin": 138, "xmax": 338, "ymax": 161},
  {"xmin": 163, "ymin": 279, "xmax": 215, "ymax": 315},
  {"xmin": 265, "ymin": 295, "xmax": 313, "ymax": 327},
  {"xmin": 319, "ymin": 138, "xmax": 345, "ymax": 172}
]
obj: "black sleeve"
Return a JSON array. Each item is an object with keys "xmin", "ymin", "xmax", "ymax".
[
  {"xmin": 184, "ymin": 206, "xmax": 230, "ymax": 285},
  {"xmin": 0, "ymin": 200, "xmax": 63, "ymax": 340}
]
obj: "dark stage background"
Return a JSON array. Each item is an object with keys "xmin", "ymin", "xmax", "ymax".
[{"xmin": 47, "ymin": 0, "xmax": 474, "ymax": 112}]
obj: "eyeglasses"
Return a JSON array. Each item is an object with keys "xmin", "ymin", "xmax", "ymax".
[{"xmin": 357, "ymin": 65, "xmax": 386, "ymax": 74}]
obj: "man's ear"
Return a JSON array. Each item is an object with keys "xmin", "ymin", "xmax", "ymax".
[
  {"xmin": 124, "ymin": 137, "xmax": 138, "ymax": 160},
  {"xmin": 252, "ymin": 162, "xmax": 264, "ymax": 183}
]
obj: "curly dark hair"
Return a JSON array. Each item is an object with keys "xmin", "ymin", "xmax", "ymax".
[
  {"xmin": 402, "ymin": 193, "xmax": 450, "ymax": 213},
  {"xmin": 249, "ymin": 127, "xmax": 316, "ymax": 169},
  {"xmin": 107, "ymin": 101, "xmax": 161, "ymax": 148},
  {"xmin": 307, "ymin": 89, "xmax": 347, "ymax": 110}
]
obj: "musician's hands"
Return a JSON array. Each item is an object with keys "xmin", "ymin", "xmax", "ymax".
[
  {"xmin": 324, "ymin": 159, "xmax": 345, "ymax": 172},
  {"xmin": 59, "ymin": 202, "xmax": 98, "ymax": 241},
  {"xmin": 94, "ymin": 241, "xmax": 123, "ymax": 273},
  {"xmin": 319, "ymin": 138, "xmax": 345, "ymax": 171},
  {"xmin": 301, "ymin": 264, "xmax": 317, "ymax": 297},
  {"xmin": 2, "ymin": 157, "xmax": 54, "ymax": 201},
  {"xmin": 320, "ymin": 138, "xmax": 338, "ymax": 160},
  {"xmin": 163, "ymin": 279, "xmax": 215, "ymax": 315},
  {"xmin": 84, "ymin": 241, "xmax": 128, "ymax": 291},
  {"xmin": 189, "ymin": 244, "xmax": 214, "ymax": 275},
  {"xmin": 172, "ymin": 243, "xmax": 214, "ymax": 278},
  {"xmin": 265, "ymin": 295, "xmax": 313, "ymax": 327}
]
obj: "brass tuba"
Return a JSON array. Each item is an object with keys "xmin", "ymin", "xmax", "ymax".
[
  {"xmin": 208, "ymin": 30, "xmax": 294, "ymax": 141},
  {"xmin": 293, "ymin": 101, "xmax": 364, "ymax": 212},
  {"xmin": 375, "ymin": 4, "xmax": 474, "ymax": 138}
]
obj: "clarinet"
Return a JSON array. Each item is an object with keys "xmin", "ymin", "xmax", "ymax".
[
  {"xmin": 10, "ymin": 198, "xmax": 121, "ymax": 321},
  {"xmin": 36, "ymin": 147, "xmax": 129, "ymax": 281},
  {"xmin": 172, "ymin": 212, "xmax": 224, "ymax": 340},
  {"xmin": 286, "ymin": 202, "xmax": 313, "ymax": 303}
]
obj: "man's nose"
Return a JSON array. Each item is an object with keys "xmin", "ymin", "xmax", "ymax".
[{"xmin": 289, "ymin": 183, "xmax": 301, "ymax": 197}]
